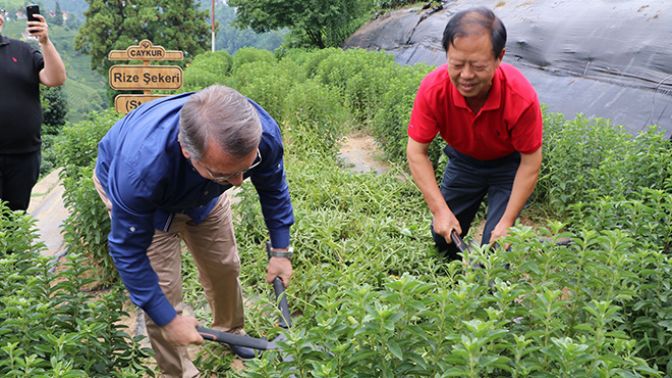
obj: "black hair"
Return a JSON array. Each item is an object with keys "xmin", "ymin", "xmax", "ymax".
[{"xmin": 441, "ymin": 7, "xmax": 507, "ymax": 58}]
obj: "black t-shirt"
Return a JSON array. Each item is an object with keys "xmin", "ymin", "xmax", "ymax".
[{"xmin": 0, "ymin": 34, "xmax": 45, "ymax": 154}]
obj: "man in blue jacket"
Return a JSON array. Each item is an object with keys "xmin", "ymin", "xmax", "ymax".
[{"xmin": 93, "ymin": 85, "xmax": 294, "ymax": 377}]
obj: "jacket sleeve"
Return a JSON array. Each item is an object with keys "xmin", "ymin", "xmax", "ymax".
[
  {"xmin": 249, "ymin": 130, "xmax": 294, "ymax": 249},
  {"xmin": 106, "ymin": 159, "xmax": 176, "ymax": 326}
]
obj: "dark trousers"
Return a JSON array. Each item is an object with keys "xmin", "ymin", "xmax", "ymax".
[
  {"xmin": 0, "ymin": 151, "xmax": 41, "ymax": 211},
  {"xmin": 432, "ymin": 146, "xmax": 520, "ymax": 260}
]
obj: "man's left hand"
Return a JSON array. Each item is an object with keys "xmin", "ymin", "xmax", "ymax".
[
  {"xmin": 27, "ymin": 14, "xmax": 49, "ymax": 45},
  {"xmin": 490, "ymin": 221, "xmax": 512, "ymax": 246},
  {"xmin": 266, "ymin": 256, "xmax": 292, "ymax": 287}
]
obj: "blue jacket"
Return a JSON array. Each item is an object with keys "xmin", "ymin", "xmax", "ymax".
[{"xmin": 95, "ymin": 92, "xmax": 294, "ymax": 326}]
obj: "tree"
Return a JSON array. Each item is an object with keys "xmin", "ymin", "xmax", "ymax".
[
  {"xmin": 65, "ymin": 13, "xmax": 81, "ymax": 30},
  {"xmin": 74, "ymin": 0, "xmax": 209, "ymax": 75},
  {"xmin": 52, "ymin": 1, "xmax": 64, "ymax": 26},
  {"xmin": 214, "ymin": 2, "xmax": 285, "ymax": 54},
  {"xmin": 228, "ymin": 0, "xmax": 373, "ymax": 49},
  {"xmin": 41, "ymin": 86, "xmax": 68, "ymax": 137}
]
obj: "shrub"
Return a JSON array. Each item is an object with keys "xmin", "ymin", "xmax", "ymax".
[
  {"xmin": 371, "ymin": 63, "xmax": 436, "ymax": 165},
  {"xmin": 536, "ymin": 115, "xmax": 672, "ymax": 215},
  {"xmin": 55, "ymin": 110, "xmax": 120, "ymax": 284},
  {"xmin": 0, "ymin": 202, "xmax": 151, "ymax": 376},
  {"xmin": 293, "ymin": 48, "xmax": 342, "ymax": 79},
  {"xmin": 240, "ymin": 227, "xmax": 667, "ymax": 376},
  {"xmin": 569, "ymin": 188, "xmax": 672, "ymax": 252},
  {"xmin": 54, "ymin": 110, "xmax": 120, "ymax": 180},
  {"xmin": 183, "ymin": 50, "xmax": 233, "ymax": 91},
  {"xmin": 314, "ymin": 48, "xmax": 397, "ymax": 121},
  {"xmin": 227, "ymin": 59, "xmax": 303, "ymax": 120},
  {"xmin": 42, "ymin": 86, "xmax": 68, "ymax": 130},
  {"xmin": 231, "ymin": 47, "xmax": 276, "ymax": 74},
  {"xmin": 377, "ymin": 0, "xmax": 439, "ymax": 9},
  {"xmin": 282, "ymin": 79, "xmax": 351, "ymax": 154}
]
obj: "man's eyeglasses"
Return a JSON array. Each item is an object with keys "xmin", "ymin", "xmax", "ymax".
[{"xmin": 196, "ymin": 149, "xmax": 262, "ymax": 184}]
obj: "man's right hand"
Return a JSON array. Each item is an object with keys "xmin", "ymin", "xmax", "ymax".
[
  {"xmin": 433, "ymin": 209, "xmax": 462, "ymax": 244},
  {"xmin": 160, "ymin": 315, "xmax": 204, "ymax": 346}
]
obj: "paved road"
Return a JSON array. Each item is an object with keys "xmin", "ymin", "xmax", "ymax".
[{"xmin": 28, "ymin": 168, "xmax": 69, "ymax": 260}]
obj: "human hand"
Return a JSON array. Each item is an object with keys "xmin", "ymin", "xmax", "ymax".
[
  {"xmin": 160, "ymin": 315, "xmax": 203, "ymax": 346},
  {"xmin": 433, "ymin": 210, "xmax": 462, "ymax": 244},
  {"xmin": 266, "ymin": 256, "xmax": 293, "ymax": 287},
  {"xmin": 27, "ymin": 14, "xmax": 49, "ymax": 45},
  {"xmin": 489, "ymin": 220, "xmax": 512, "ymax": 248}
]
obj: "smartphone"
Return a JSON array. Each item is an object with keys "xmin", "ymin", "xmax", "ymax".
[{"xmin": 26, "ymin": 4, "xmax": 40, "ymax": 22}]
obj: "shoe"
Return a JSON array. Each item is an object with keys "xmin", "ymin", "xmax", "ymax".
[{"xmin": 229, "ymin": 344, "xmax": 256, "ymax": 360}]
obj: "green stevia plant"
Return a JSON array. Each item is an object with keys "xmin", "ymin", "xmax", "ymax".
[
  {"xmin": 182, "ymin": 50, "xmax": 233, "ymax": 91},
  {"xmin": 371, "ymin": 63, "xmax": 439, "ymax": 166},
  {"xmin": 0, "ymin": 202, "xmax": 151, "ymax": 377},
  {"xmin": 231, "ymin": 47, "xmax": 276, "ymax": 74},
  {"xmin": 536, "ymin": 114, "xmax": 672, "ymax": 215},
  {"xmin": 47, "ymin": 46, "xmax": 672, "ymax": 375},
  {"xmin": 282, "ymin": 79, "xmax": 351, "ymax": 154},
  {"xmin": 55, "ymin": 110, "xmax": 120, "ymax": 284},
  {"xmin": 226, "ymin": 59, "xmax": 304, "ymax": 121}
]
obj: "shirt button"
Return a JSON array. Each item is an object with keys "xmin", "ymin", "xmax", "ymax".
[
  {"xmin": 129, "ymin": 226, "xmax": 136, "ymax": 232},
  {"xmin": 204, "ymin": 190, "xmax": 209, "ymax": 195}
]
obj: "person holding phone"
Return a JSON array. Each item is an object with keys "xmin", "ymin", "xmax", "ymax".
[{"xmin": 0, "ymin": 5, "xmax": 66, "ymax": 211}]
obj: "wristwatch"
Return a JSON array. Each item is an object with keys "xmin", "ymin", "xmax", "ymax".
[{"xmin": 269, "ymin": 246, "xmax": 293, "ymax": 260}]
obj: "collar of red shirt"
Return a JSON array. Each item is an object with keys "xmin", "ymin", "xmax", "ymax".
[{"xmin": 450, "ymin": 66, "xmax": 503, "ymax": 112}]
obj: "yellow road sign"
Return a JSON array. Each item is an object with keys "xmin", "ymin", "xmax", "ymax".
[
  {"xmin": 109, "ymin": 65, "xmax": 183, "ymax": 91},
  {"xmin": 114, "ymin": 94, "xmax": 166, "ymax": 114}
]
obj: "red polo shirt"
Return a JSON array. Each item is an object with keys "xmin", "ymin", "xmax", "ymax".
[{"xmin": 408, "ymin": 63, "xmax": 542, "ymax": 160}]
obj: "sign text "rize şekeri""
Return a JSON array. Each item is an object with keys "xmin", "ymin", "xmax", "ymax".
[{"xmin": 108, "ymin": 65, "xmax": 183, "ymax": 90}]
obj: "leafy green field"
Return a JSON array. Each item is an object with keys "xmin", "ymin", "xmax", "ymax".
[
  {"xmin": 32, "ymin": 47, "xmax": 669, "ymax": 376},
  {"xmin": 0, "ymin": 41, "xmax": 669, "ymax": 375}
]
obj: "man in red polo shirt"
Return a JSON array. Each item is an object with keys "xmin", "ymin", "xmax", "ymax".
[{"xmin": 407, "ymin": 7, "xmax": 542, "ymax": 260}]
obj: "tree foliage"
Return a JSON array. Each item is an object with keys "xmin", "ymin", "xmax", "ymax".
[
  {"xmin": 228, "ymin": 0, "xmax": 373, "ymax": 48},
  {"xmin": 213, "ymin": 2, "xmax": 285, "ymax": 54},
  {"xmin": 74, "ymin": 0, "xmax": 209, "ymax": 74},
  {"xmin": 41, "ymin": 85, "xmax": 68, "ymax": 131},
  {"xmin": 50, "ymin": 1, "xmax": 64, "ymax": 26}
]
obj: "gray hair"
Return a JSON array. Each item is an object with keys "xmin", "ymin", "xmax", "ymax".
[{"xmin": 178, "ymin": 85, "xmax": 262, "ymax": 160}]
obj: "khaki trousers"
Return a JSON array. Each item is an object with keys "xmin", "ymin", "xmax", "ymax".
[{"xmin": 94, "ymin": 173, "xmax": 244, "ymax": 378}]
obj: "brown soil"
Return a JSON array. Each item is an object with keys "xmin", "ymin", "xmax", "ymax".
[{"xmin": 338, "ymin": 132, "xmax": 390, "ymax": 175}]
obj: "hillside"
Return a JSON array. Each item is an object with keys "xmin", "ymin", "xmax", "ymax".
[{"xmin": 0, "ymin": 0, "xmax": 88, "ymax": 17}]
